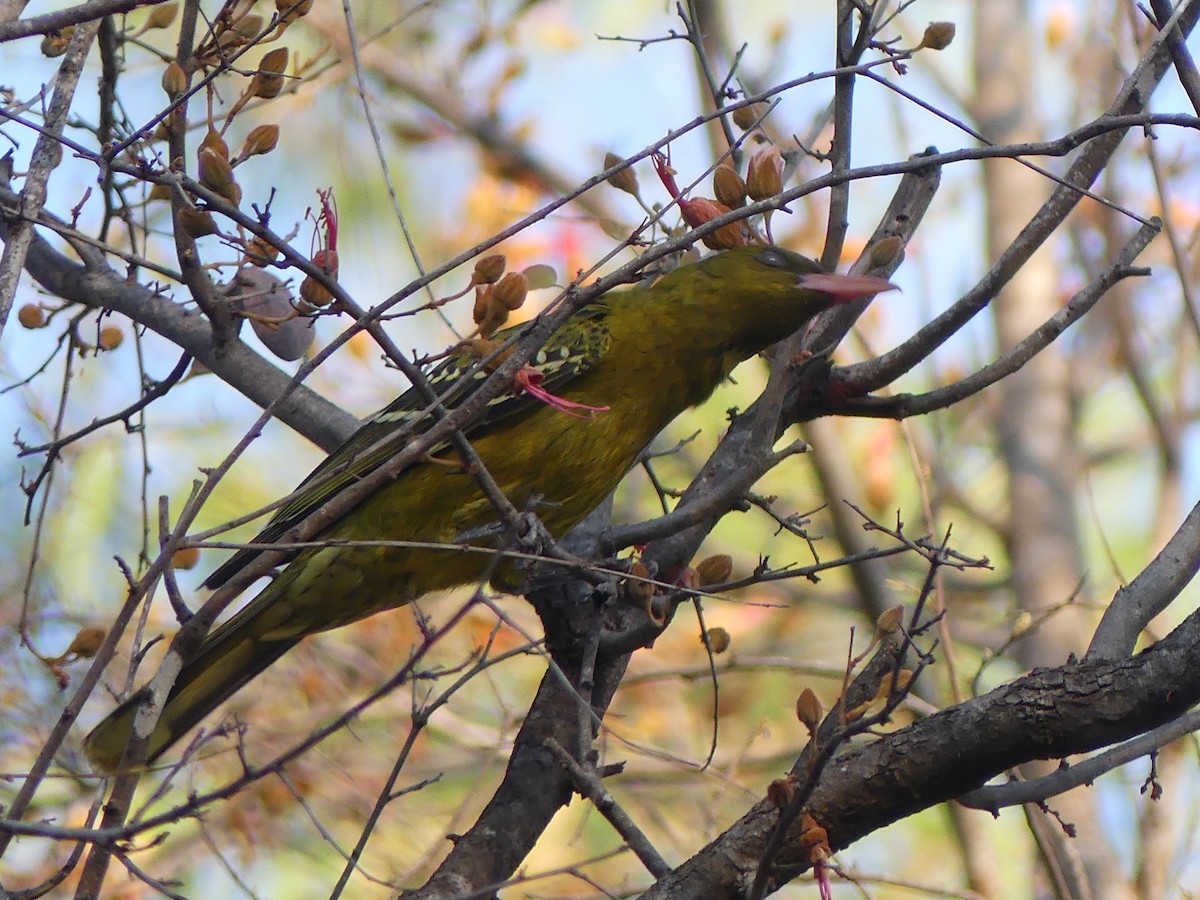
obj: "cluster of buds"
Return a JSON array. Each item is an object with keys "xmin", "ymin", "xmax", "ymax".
[
  {"xmin": 647, "ymin": 145, "xmax": 788, "ymax": 249},
  {"xmin": 652, "ymin": 152, "xmax": 758, "ymax": 250},
  {"xmin": 465, "ymin": 255, "xmax": 528, "ymax": 336}
]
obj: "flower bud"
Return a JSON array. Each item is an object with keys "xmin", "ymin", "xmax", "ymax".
[
  {"xmin": 275, "ymin": 0, "xmax": 314, "ymax": 17},
  {"xmin": 875, "ymin": 605, "xmax": 904, "ymax": 636},
  {"xmin": 244, "ymin": 235, "xmax": 280, "ymax": 266},
  {"xmin": 624, "ymin": 561, "xmax": 655, "ymax": 607},
  {"xmin": 299, "ymin": 247, "xmax": 338, "ymax": 307},
  {"xmin": 683, "ymin": 197, "xmax": 752, "ymax": 250},
  {"xmin": 40, "ymin": 26, "xmax": 74, "ymax": 58},
  {"xmin": 234, "ymin": 14, "xmax": 265, "ymax": 38}
]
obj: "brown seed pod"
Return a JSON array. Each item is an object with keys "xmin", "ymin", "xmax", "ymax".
[
  {"xmin": 18, "ymin": 304, "xmax": 47, "ymax": 329},
  {"xmin": 198, "ymin": 146, "xmax": 242, "ymax": 205},
  {"xmin": 200, "ymin": 128, "xmax": 230, "ymax": 160},
  {"xmin": 746, "ymin": 146, "xmax": 784, "ymax": 201},
  {"xmin": 731, "ymin": 100, "xmax": 768, "ymax": 130},
  {"xmin": 919, "ymin": 21, "xmax": 956, "ymax": 50},
  {"xmin": 162, "ymin": 60, "xmax": 188, "ymax": 99},
  {"xmin": 492, "ymin": 271, "xmax": 528, "ymax": 311},
  {"xmin": 694, "ymin": 554, "xmax": 733, "ymax": 587},
  {"xmin": 63, "ymin": 627, "xmax": 107, "ymax": 660},
  {"xmin": 703, "ymin": 626, "xmax": 731, "ymax": 654},
  {"xmin": 145, "ymin": 2, "xmax": 179, "ymax": 30},
  {"xmin": 603, "ymin": 151, "xmax": 639, "ymax": 196},
  {"xmin": 237, "ymin": 124, "xmax": 280, "ymax": 163},
  {"xmin": 795, "ymin": 687, "xmax": 823, "ymax": 733},
  {"xmin": 178, "ymin": 205, "xmax": 219, "ymax": 238},
  {"xmin": 251, "ymin": 48, "xmax": 289, "ymax": 99},
  {"xmin": 712, "ymin": 164, "xmax": 746, "ymax": 208},
  {"xmin": 471, "ymin": 254, "xmax": 506, "ymax": 285},
  {"xmin": 98, "ymin": 326, "xmax": 124, "ymax": 350},
  {"xmin": 172, "ymin": 546, "xmax": 201, "ymax": 570}
]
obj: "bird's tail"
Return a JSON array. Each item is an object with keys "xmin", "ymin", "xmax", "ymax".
[{"xmin": 83, "ymin": 616, "xmax": 298, "ymax": 775}]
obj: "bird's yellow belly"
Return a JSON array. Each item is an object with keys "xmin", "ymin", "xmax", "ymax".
[{"xmin": 273, "ymin": 401, "xmax": 656, "ymax": 630}]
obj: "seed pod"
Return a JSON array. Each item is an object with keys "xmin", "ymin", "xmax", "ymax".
[
  {"xmin": 145, "ymin": 2, "xmax": 179, "ymax": 30},
  {"xmin": 875, "ymin": 605, "xmax": 904, "ymax": 636},
  {"xmin": 918, "ymin": 21, "xmax": 956, "ymax": 50},
  {"xmin": 162, "ymin": 60, "xmax": 188, "ymax": 99},
  {"xmin": 18, "ymin": 304, "xmax": 47, "ymax": 328},
  {"xmin": 694, "ymin": 554, "xmax": 733, "ymax": 587},
  {"xmin": 63, "ymin": 627, "xmax": 107, "ymax": 660},
  {"xmin": 731, "ymin": 100, "xmax": 768, "ymax": 130},
  {"xmin": 767, "ymin": 776, "xmax": 797, "ymax": 808},
  {"xmin": 250, "ymin": 47, "xmax": 289, "ymax": 99},
  {"xmin": 746, "ymin": 146, "xmax": 784, "ymax": 201},
  {"xmin": 198, "ymin": 146, "xmax": 242, "ymax": 205},
  {"xmin": 234, "ymin": 14, "xmax": 265, "ymax": 37},
  {"xmin": 238, "ymin": 124, "xmax": 279, "ymax": 162},
  {"xmin": 200, "ymin": 128, "xmax": 230, "ymax": 160},
  {"xmin": 712, "ymin": 164, "xmax": 746, "ymax": 208},
  {"xmin": 98, "ymin": 326, "xmax": 124, "ymax": 350},
  {"xmin": 703, "ymin": 626, "xmax": 730, "ymax": 654},
  {"xmin": 244, "ymin": 235, "xmax": 280, "ymax": 266},
  {"xmin": 603, "ymin": 151, "xmax": 639, "ymax": 196},
  {"xmin": 178, "ymin": 205, "xmax": 219, "ymax": 238},
  {"xmin": 471, "ymin": 254, "xmax": 506, "ymax": 285},
  {"xmin": 795, "ymin": 687, "xmax": 823, "ymax": 733},
  {"xmin": 492, "ymin": 271, "xmax": 528, "ymax": 311}
]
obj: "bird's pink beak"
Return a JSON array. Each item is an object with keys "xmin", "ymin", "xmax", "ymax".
[{"xmin": 798, "ymin": 272, "xmax": 898, "ymax": 303}]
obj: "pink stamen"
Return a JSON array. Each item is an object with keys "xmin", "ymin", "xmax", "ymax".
[{"xmin": 514, "ymin": 367, "xmax": 609, "ymax": 419}]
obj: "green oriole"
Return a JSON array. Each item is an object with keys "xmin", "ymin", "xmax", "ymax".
[{"xmin": 83, "ymin": 245, "xmax": 893, "ymax": 773}]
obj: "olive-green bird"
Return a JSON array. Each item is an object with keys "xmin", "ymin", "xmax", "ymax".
[{"xmin": 84, "ymin": 246, "xmax": 893, "ymax": 773}]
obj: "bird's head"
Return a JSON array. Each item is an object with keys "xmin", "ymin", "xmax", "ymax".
[{"xmin": 671, "ymin": 245, "xmax": 897, "ymax": 362}]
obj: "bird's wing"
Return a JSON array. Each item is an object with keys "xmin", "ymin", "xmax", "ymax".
[{"xmin": 203, "ymin": 305, "xmax": 612, "ymax": 590}]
